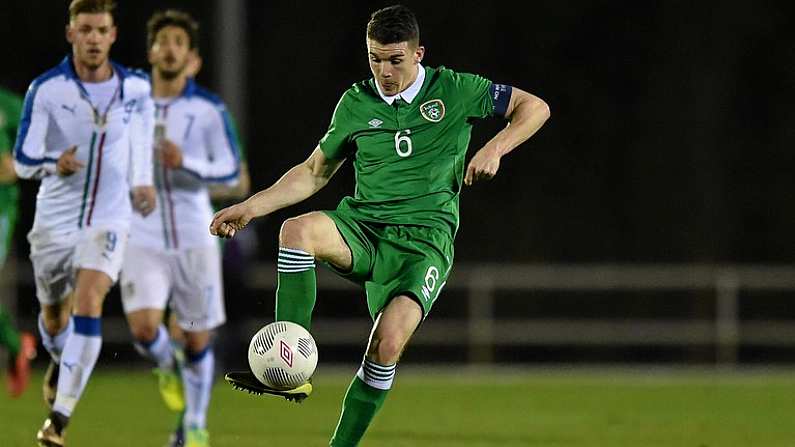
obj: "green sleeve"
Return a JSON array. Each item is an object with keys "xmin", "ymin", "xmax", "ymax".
[
  {"xmin": 453, "ymin": 71, "xmax": 494, "ymax": 119},
  {"xmin": 0, "ymin": 132, "xmax": 9, "ymax": 156},
  {"xmin": 0, "ymin": 89, "xmax": 23, "ymax": 154},
  {"xmin": 318, "ymin": 92, "xmax": 355, "ymax": 160}
]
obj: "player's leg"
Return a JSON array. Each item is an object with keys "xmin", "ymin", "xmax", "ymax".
[
  {"xmin": 0, "ymin": 210, "xmax": 36, "ymax": 397},
  {"xmin": 331, "ymin": 225, "xmax": 453, "ymax": 446},
  {"xmin": 53, "ymin": 270, "xmax": 111, "ymax": 411},
  {"xmin": 29, "ymin": 233, "xmax": 77, "ymax": 408},
  {"xmin": 38, "ymin": 228, "xmax": 127, "ymax": 446},
  {"xmin": 38, "ymin": 300, "xmax": 73, "ymax": 360},
  {"xmin": 330, "ymin": 295, "xmax": 422, "ymax": 446},
  {"xmin": 39, "ymin": 299, "xmax": 73, "ymax": 408},
  {"xmin": 127, "ymin": 308, "xmax": 174, "ymax": 366},
  {"xmin": 275, "ymin": 211, "xmax": 353, "ymax": 330},
  {"xmin": 226, "ymin": 212, "xmax": 369, "ymax": 399},
  {"xmin": 181, "ymin": 330, "xmax": 213, "ymax": 447},
  {"xmin": 171, "ymin": 244, "xmax": 225, "ymax": 447},
  {"xmin": 0, "ymin": 305, "xmax": 20, "ymax": 354},
  {"xmin": 122, "ymin": 246, "xmax": 174, "ymax": 368},
  {"xmin": 0, "ymin": 214, "xmax": 19, "ymax": 357},
  {"xmin": 1, "ymin": 304, "xmax": 36, "ymax": 398},
  {"xmin": 120, "ymin": 246, "xmax": 182, "ymax": 411},
  {"xmin": 38, "ymin": 268, "xmax": 113, "ymax": 446}
]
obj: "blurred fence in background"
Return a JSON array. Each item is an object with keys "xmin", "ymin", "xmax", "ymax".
[{"xmin": 5, "ymin": 260, "xmax": 795, "ymax": 367}]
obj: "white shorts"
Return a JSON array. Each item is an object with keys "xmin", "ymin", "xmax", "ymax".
[
  {"xmin": 28, "ymin": 226, "xmax": 129, "ymax": 305},
  {"xmin": 120, "ymin": 244, "xmax": 226, "ymax": 332}
]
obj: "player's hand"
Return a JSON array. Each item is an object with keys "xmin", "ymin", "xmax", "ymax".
[
  {"xmin": 159, "ymin": 139, "xmax": 183, "ymax": 169},
  {"xmin": 465, "ymin": 146, "xmax": 501, "ymax": 185},
  {"xmin": 131, "ymin": 185, "xmax": 157, "ymax": 216},
  {"xmin": 210, "ymin": 201, "xmax": 254, "ymax": 239},
  {"xmin": 56, "ymin": 146, "xmax": 85, "ymax": 177}
]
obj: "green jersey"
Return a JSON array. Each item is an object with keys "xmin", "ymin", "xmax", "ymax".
[
  {"xmin": 319, "ymin": 65, "xmax": 500, "ymax": 237},
  {"xmin": 0, "ymin": 87, "xmax": 22, "ymax": 213}
]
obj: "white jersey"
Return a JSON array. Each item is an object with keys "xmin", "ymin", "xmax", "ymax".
[
  {"xmin": 14, "ymin": 56, "xmax": 154, "ymax": 234},
  {"xmin": 129, "ymin": 79, "xmax": 240, "ymax": 250}
]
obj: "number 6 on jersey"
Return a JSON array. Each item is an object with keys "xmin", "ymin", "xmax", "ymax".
[{"xmin": 394, "ymin": 129, "xmax": 413, "ymax": 157}]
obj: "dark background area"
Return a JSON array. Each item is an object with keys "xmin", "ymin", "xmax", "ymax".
[
  {"xmin": 2, "ymin": 1, "xmax": 795, "ymax": 263},
  {"xmin": 2, "ymin": 1, "xmax": 795, "ymax": 366}
]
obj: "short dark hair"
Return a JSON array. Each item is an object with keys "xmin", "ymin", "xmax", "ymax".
[
  {"xmin": 147, "ymin": 10, "xmax": 200, "ymax": 50},
  {"xmin": 367, "ymin": 5, "xmax": 420, "ymax": 46},
  {"xmin": 69, "ymin": 0, "xmax": 116, "ymax": 21}
]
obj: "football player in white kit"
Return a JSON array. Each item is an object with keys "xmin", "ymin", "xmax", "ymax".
[
  {"xmin": 119, "ymin": 10, "xmax": 240, "ymax": 447},
  {"xmin": 13, "ymin": 1, "xmax": 156, "ymax": 445}
]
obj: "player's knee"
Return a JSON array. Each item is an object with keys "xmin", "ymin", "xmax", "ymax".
[
  {"xmin": 130, "ymin": 323, "xmax": 159, "ymax": 343},
  {"xmin": 75, "ymin": 281, "xmax": 110, "ymax": 303},
  {"xmin": 368, "ymin": 333, "xmax": 406, "ymax": 365},
  {"xmin": 279, "ymin": 217, "xmax": 314, "ymax": 252},
  {"xmin": 72, "ymin": 288, "xmax": 106, "ymax": 316},
  {"xmin": 184, "ymin": 331, "xmax": 210, "ymax": 354},
  {"xmin": 41, "ymin": 311, "xmax": 69, "ymax": 336}
]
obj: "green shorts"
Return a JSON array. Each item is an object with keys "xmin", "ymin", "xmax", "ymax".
[{"xmin": 322, "ymin": 210, "xmax": 454, "ymax": 320}]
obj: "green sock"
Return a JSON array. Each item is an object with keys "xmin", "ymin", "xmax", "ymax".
[
  {"xmin": 330, "ymin": 376, "xmax": 390, "ymax": 447},
  {"xmin": 274, "ymin": 247, "xmax": 316, "ymax": 330},
  {"xmin": 331, "ymin": 359, "xmax": 397, "ymax": 446},
  {"xmin": 0, "ymin": 305, "xmax": 21, "ymax": 355}
]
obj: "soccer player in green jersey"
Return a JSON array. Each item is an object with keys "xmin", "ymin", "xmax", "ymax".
[
  {"xmin": 211, "ymin": 5, "xmax": 550, "ymax": 445},
  {"xmin": 0, "ymin": 85, "xmax": 36, "ymax": 399}
]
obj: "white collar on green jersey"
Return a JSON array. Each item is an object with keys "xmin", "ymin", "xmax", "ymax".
[{"xmin": 376, "ymin": 63, "xmax": 425, "ymax": 105}]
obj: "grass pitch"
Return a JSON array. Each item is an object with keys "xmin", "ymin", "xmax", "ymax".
[{"xmin": 2, "ymin": 367, "xmax": 795, "ymax": 446}]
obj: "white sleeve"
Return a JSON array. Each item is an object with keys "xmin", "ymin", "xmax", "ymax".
[
  {"xmin": 180, "ymin": 103, "xmax": 240, "ymax": 184},
  {"xmin": 129, "ymin": 92, "xmax": 154, "ymax": 187},
  {"xmin": 14, "ymin": 83, "xmax": 56, "ymax": 179}
]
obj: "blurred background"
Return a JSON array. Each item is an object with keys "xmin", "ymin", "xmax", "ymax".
[{"xmin": 2, "ymin": 0, "xmax": 795, "ymax": 371}]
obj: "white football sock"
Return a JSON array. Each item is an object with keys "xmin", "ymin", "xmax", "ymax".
[
  {"xmin": 52, "ymin": 316, "xmax": 102, "ymax": 417},
  {"xmin": 356, "ymin": 358, "xmax": 397, "ymax": 390},
  {"xmin": 133, "ymin": 325, "xmax": 174, "ymax": 370},
  {"xmin": 182, "ymin": 347, "xmax": 214, "ymax": 429},
  {"xmin": 38, "ymin": 313, "xmax": 73, "ymax": 362}
]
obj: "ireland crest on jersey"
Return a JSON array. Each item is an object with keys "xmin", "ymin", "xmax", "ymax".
[{"xmin": 420, "ymin": 99, "xmax": 445, "ymax": 123}]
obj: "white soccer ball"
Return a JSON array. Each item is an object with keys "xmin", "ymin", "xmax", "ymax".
[{"xmin": 247, "ymin": 321, "xmax": 318, "ymax": 390}]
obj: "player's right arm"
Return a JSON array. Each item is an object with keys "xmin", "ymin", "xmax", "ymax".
[
  {"xmin": 14, "ymin": 83, "xmax": 57, "ymax": 180},
  {"xmin": 210, "ymin": 147, "xmax": 344, "ymax": 238}
]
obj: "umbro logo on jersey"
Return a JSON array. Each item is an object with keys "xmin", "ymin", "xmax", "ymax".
[
  {"xmin": 368, "ymin": 118, "xmax": 383, "ymax": 128},
  {"xmin": 420, "ymin": 99, "xmax": 445, "ymax": 123}
]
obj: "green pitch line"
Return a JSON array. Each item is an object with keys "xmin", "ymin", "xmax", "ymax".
[{"xmin": 2, "ymin": 369, "xmax": 795, "ymax": 446}]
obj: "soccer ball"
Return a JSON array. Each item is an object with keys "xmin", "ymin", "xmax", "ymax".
[{"xmin": 247, "ymin": 321, "xmax": 318, "ymax": 390}]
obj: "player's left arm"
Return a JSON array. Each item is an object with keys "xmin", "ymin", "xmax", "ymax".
[
  {"xmin": 177, "ymin": 105, "xmax": 240, "ymax": 184},
  {"xmin": 209, "ymin": 161, "xmax": 250, "ymax": 201},
  {"xmin": 129, "ymin": 88, "xmax": 156, "ymax": 216},
  {"xmin": 464, "ymin": 87, "xmax": 550, "ymax": 185},
  {"xmin": 209, "ymin": 114, "xmax": 249, "ymax": 201}
]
